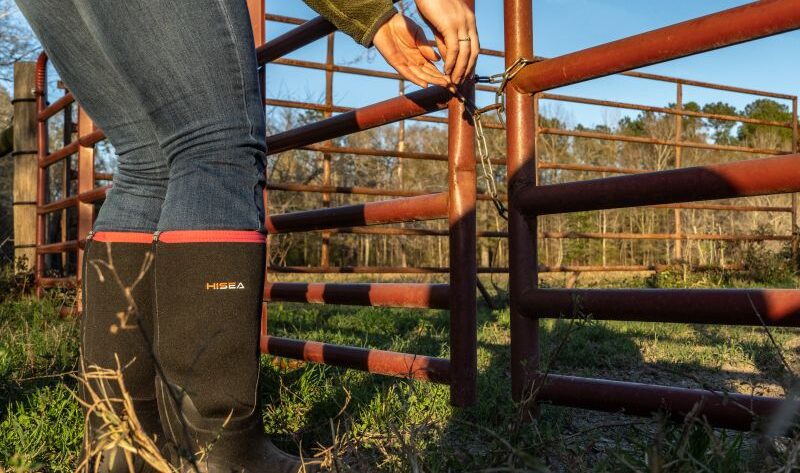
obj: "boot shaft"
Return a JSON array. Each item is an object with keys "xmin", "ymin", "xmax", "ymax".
[{"xmin": 153, "ymin": 230, "xmax": 266, "ymax": 419}]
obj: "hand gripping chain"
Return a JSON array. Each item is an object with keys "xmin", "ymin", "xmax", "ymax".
[{"xmin": 456, "ymin": 57, "xmax": 536, "ymax": 221}]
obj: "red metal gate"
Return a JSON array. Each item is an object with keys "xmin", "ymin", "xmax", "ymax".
[
  {"xmin": 30, "ymin": 0, "xmax": 800, "ymax": 422},
  {"xmin": 504, "ymin": 0, "xmax": 800, "ymax": 429}
]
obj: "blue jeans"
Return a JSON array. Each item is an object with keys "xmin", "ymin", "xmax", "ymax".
[{"xmin": 17, "ymin": 0, "xmax": 266, "ymax": 233}]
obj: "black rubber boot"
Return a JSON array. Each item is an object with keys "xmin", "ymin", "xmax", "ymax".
[
  {"xmin": 79, "ymin": 231, "xmax": 166, "ymax": 472},
  {"xmin": 152, "ymin": 230, "xmax": 318, "ymax": 473}
]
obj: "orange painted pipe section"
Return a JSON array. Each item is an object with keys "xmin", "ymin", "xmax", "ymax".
[
  {"xmin": 262, "ymin": 335, "xmax": 450, "ymax": 383},
  {"xmin": 264, "ymin": 282, "xmax": 450, "ymax": 310},
  {"xmin": 265, "ymin": 192, "xmax": 448, "ymax": 233}
]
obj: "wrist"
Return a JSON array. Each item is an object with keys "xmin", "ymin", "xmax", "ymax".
[{"xmin": 361, "ymin": 7, "xmax": 398, "ymax": 47}]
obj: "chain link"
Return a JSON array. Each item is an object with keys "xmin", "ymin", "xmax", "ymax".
[{"xmin": 455, "ymin": 57, "xmax": 535, "ymax": 221}]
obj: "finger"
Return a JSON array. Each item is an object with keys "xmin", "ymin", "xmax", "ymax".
[
  {"xmin": 394, "ymin": 61, "xmax": 429, "ymax": 88},
  {"xmin": 467, "ymin": 23, "xmax": 480, "ymax": 78},
  {"xmin": 417, "ymin": 62, "xmax": 449, "ymax": 87},
  {"xmin": 452, "ymin": 27, "xmax": 472, "ymax": 83},
  {"xmin": 442, "ymin": 29, "xmax": 460, "ymax": 78},
  {"xmin": 433, "ymin": 31, "xmax": 448, "ymax": 63},
  {"xmin": 413, "ymin": 24, "xmax": 441, "ymax": 63}
]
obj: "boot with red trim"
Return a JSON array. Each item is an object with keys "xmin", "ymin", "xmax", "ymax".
[
  {"xmin": 79, "ymin": 231, "xmax": 166, "ymax": 472},
  {"xmin": 151, "ymin": 230, "xmax": 319, "ymax": 473}
]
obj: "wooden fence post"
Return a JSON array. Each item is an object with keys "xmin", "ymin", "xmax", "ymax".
[{"xmin": 12, "ymin": 61, "xmax": 37, "ymax": 274}]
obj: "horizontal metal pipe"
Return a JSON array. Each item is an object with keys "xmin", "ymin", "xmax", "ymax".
[
  {"xmin": 516, "ymin": 153, "xmax": 800, "ymax": 215},
  {"xmin": 38, "ymin": 196, "xmax": 78, "ymax": 214},
  {"xmin": 269, "ymin": 266, "xmax": 512, "ymax": 274},
  {"xmin": 522, "ymin": 288, "xmax": 800, "ymax": 326},
  {"xmin": 328, "ymin": 227, "xmax": 507, "ymax": 238},
  {"xmin": 538, "ymin": 127, "xmax": 787, "ymax": 156},
  {"xmin": 656, "ymin": 203, "xmax": 793, "ymax": 213},
  {"xmin": 266, "ymin": 182, "xmax": 499, "ymax": 202},
  {"xmin": 541, "ymin": 231, "xmax": 790, "ymax": 241},
  {"xmin": 264, "ymin": 13, "xmax": 305, "ymax": 25},
  {"xmin": 256, "ymin": 16, "xmax": 335, "ymax": 65},
  {"xmin": 265, "ymin": 192, "xmax": 448, "ymax": 233},
  {"xmin": 538, "ymin": 161, "xmax": 648, "ymax": 175},
  {"xmin": 272, "ymin": 57, "xmax": 498, "ymax": 93},
  {"xmin": 37, "ymin": 240, "xmax": 78, "ymax": 254},
  {"xmin": 266, "ymin": 264, "xmax": 744, "ymax": 274},
  {"xmin": 622, "ymin": 70, "xmax": 796, "ymax": 101},
  {"xmin": 302, "ymin": 144, "xmax": 449, "ymax": 162},
  {"xmin": 540, "ymin": 93, "xmax": 792, "ymax": 128},
  {"xmin": 265, "ymin": 97, "xmax": 496, "ymax": 130},
  {"xmin": 261, "ymin": 11, "xmax": 504, "ymax": 59},
  {"xmin": 264, "ymin": 282, "xmax": 450, "ymax": 309},
  {"xmin": 38, "ymin": 93, "xmax": 74, "ymax": 121},
  {"xmin": 40, "ymin": 141, "xmax": 78, "ymax": 167},
  {"xmin": 94, "ymin": 172, "xmax": 113, "ymax": 181},
  {"xmin": 39, "ymin": 277, "xmax": 78, "ymax": 288},
  {"xmin": 266, "ymin": 87, "xmax": 452, "ymax": 155},
  {"xmin": 537, "ymin": 264, "xmax": 743, "ymax": 273},
  {"xmin": 261, "ymin": 335, "xmax": 450, "ymax": 383},
  {"xmin": 267, "ymin": 182, "xmax": 433, "ymax": 198},
  {"xmin": 511, "ymin": 0, "xmax": 800, "ymax": 94},
  {"xmin": 535, "ymin": 373, "xmax": 789, "ymax": 431}
]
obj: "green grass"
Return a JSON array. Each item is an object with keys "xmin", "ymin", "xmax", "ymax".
[{"xmin": 1, "ymin": 268, "xmax": 800, "ymax": 471}]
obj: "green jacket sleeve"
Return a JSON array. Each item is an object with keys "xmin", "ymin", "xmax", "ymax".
[{"xmin": 302, "ymin": 0, "xmax": 397, "ymax": 47}]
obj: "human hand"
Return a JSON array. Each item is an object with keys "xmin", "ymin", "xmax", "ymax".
[
  {"xmin": 415, "ymin": 0, "xmax": 479, "ymax": 84},
  {"xmin": 373, "ymin": 12, "xmax": 450, "ymax": 89}
]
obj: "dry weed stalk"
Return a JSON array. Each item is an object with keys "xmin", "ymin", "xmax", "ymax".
[{"xmin": 73, "ymin": 355, "xmax": 174, "ymax": 473}]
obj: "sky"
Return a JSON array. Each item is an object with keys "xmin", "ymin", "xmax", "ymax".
[{"xmin": 264, "ymin": 0, "xmax": 800, "ymax": 129}]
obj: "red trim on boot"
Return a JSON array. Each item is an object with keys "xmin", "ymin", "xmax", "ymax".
[
  {"xmin": 158, "ymin": 230, "xmax": 266, "ymax": 244},
  {"xmin": 93, "ymin": 231, "xmax": 153, "ymax": 244}
]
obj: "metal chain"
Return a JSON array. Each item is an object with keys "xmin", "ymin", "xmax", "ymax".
[{"xmin": 454, "ymin": 57, "xmax": 535, "ymax": 221}]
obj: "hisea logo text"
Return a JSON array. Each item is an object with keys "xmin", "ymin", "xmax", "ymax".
[{"xmin": 205, "ymin": 281, "xmax": 246, "ymax": 290}]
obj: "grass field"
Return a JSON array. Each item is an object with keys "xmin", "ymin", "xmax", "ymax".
[{"xmin": 1, "ymin": 264, "xmax": 800, "ymax": 472}]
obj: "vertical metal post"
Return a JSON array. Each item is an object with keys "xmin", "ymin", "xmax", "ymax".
[
  {"xmin": 35, "ymin": 57, "xmax": 48, "ymax": 296},
  {"xmin": 11, "ymin": 62, "xmax": 37, "ymax": 274},
  {"xmin": 74, "ymin": 109, "xmax": 95, "ymax": 313},
  {"xmin": 321, "ymin": 33, "xmax": 334, "ymax": 267},
  {"xmin": 398, "ymin": 78, "xmax": 408, "ymax": 268},
  {"xmin": 448, "ymin": 0, "xmax": 477, "ymax": 406},
  {"xmin": 792, "ymin": 98, "xmax": 798, "ymax": 263},
  {"xmin": 505, "ymin": 0, "xmax": 539, "ymax": 401},
  {"xmin": 673, "ymin": 83, "xmax": 683, "ymax": 262},
  {"xmin": 60, "ymin": 101, "xmax": 71, "ymax": 273}
]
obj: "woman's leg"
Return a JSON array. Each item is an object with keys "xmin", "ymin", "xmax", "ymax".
[
  {"xmin": 15, "ymin": 1, "xmax": 169, "ymax": 471},
  {"xmin": 65, "ymin": 2, "xmax": 309, "ymax": 471}
]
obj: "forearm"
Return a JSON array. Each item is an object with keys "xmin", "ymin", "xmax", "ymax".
[{"xmin": 302, "ymin": 0, "xmax": 397, "ymax": 47}]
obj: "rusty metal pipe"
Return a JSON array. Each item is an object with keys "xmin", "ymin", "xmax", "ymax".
[
  {"xmin": 538, "ymin": 127, "xmax": 787, "ymax": 156},
  {"xmin": 447, "ymin": 59, "xmax": 478, "ymax": 406},
  {"xmin": 516, "ymin": 153, "xmax": 800, "ymax": 215},
  {"xmin": 264, "ymin": 282, "xmax": 450, "ymax": 309},
  {"xmin": 511, "ymin": 0, "xmax": 800, "ymax": 94},
  {"xmin": 540, "ymin": 93, "xmax": 792, "ymax": 128},
  {"xmin": 261, "ymin": 335, "xmax": 450, "ymax": 383},
  {"xmin": 522, "ymin": 288, "xmax": 800, "ymax": 326},
  {"xmin": 38, "ymin": 92, "xmax": 74, "ymax": 121},
  {"xmin": 256, "ymin": 16, "xmax": 335, "ymax": 65},
  {"xmin": 505, "ymin": 0, "xmax": 539, "ymax": 402},
  {"xmin": 265, "ymin": 192, "xmax": 448, "ymax": 233},
  {"xmin": 266, "ymin": 87, "xmax": 452, "ymax": 155},
  {"xmin": 535, "ymin": 373, "xmax": 789, "ymax": 431}
]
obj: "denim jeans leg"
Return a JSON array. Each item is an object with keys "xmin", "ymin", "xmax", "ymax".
[
  {"xmin": 72, "ymin": 0, "xmax": 267, "ymax": 232},
  {"xmin": 16, "ymin": 0, "xmax": 169, "ymax": 233}
]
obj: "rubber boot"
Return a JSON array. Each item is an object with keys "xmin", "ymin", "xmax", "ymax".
[
  {"xmin": 79, "ymin": 231, "xmax": 166, "ymax": 472},
  {"xmin": 152, "ymin": 230, "xmax": 318, "ymax": 473}
]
